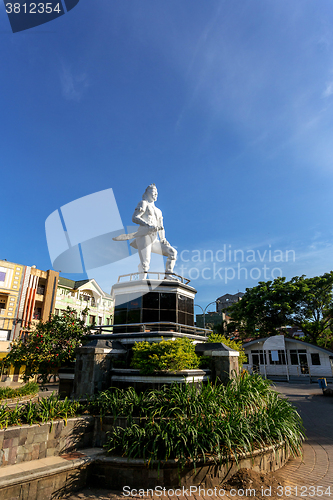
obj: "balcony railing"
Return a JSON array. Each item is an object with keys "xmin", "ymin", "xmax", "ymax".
[
  {"xmin": 117, "ymin": 272, "xmax": 191, "ymax": 285},
  {"xmin": 91, "ymin": 321, "xmax": 212, "ymax": 338},
  {"xmin": 0, "ymin": 318, "xmax": 12, "ymax": 330}
]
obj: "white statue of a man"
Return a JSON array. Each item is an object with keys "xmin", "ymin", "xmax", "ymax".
[{"xmin": 113, "ymin": 184, "xmax": 177, "ymax": 279}]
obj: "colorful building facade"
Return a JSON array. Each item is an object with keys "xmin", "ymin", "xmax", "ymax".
[
  {"xmin": 0, "ymin": 263, "xmax": 113, "ymax": 381},
  {"xmin": 55, "ymin": 278, "xmax": 114, "ymax": 327},
  {"xmin": 0, "ymin": 260, "xmax": 59, "ymax": 381}
]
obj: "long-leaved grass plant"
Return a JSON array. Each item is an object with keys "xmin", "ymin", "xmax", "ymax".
[
  {"xmin": 0, "ymin": 393, "xmax": 82, "ymax": 428},
  {"xmin": 102, "ymin": 373, "xmax": 305, "ymax": 470}
]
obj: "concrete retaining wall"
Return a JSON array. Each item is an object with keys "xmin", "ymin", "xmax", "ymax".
[
  {"xmin": 0, "ymin": 416, "xmax": 292, "ymax": 493},
  {"xmin": 90, "ymin": 442, "xmax": 290, "ymax": 489},
  {"xmin": 0, "ymin": 415, "xmax": 295, "ymax": 499}
]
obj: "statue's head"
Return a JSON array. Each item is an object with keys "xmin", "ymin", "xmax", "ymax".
[{"xmin": 142, "ymin": 184, "xmax": 158, "ymax": 202}]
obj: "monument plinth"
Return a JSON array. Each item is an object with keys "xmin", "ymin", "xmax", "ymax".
[{"xmin": 112, "ymin": 273, "xmax": 196, "ymax": 333}]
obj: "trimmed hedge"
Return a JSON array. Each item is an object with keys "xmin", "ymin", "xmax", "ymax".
[{"xmin": 131, "ymin": 337, "xmax": 200, "ymax": 374}]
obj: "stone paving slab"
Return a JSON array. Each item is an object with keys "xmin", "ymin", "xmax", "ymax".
[{"xmin": 272, "ymin": 383, "xmax": 333, "ymax": 499}]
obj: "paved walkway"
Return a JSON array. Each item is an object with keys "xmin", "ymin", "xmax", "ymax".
[
  {"xmin": 273, "ymin": 383, "xmax": 333, "ymax": 498},
  {"xmin": 66, "ymin": 382, "xmax": 333, "ymax": 499}
]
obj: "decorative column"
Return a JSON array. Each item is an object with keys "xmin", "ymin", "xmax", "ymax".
[
  {"xmin": 72, "ymin": 338, "xmax": 126, "ymax": 398},
  {"xmin": 195, "ymin": 342, "xmax": 239, "ymax": 385}
]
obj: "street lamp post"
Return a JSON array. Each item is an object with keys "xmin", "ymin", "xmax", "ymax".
[{"xmin": 195, "ymin": 300, "xmax": 220, "ymax": 330}]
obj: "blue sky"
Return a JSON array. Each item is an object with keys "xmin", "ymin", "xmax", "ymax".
[{"xmin": 2, "ymin": 0, "xmax": 333, "ymax": 310}]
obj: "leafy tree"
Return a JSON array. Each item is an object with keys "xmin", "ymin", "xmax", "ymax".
[
  {"xmin": 205, "ymin": 321, "xmax": 226, "ymax": 336},
  {"xmin": 228, "ymin": 272, "xmax": 333, "ymax": 346},
  {"xmin": 1, "ymin": 307, "xmax": 90, "ymax": 385}
]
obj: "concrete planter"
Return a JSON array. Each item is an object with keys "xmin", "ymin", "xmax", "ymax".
[
  {"xmin": 110, "ymin": 368, "xmax": 210, "ymax": 392},
  {"xmin": 90, "ymin": 441, "xmax": 290, "ymax": 490}
]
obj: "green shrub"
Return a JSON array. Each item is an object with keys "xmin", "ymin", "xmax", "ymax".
[
  {"xmin": 131, "ymin": 338, "xmax": 200, "ymax": 374},
  {"xmin": 0, "ymin": 382, "xmax": 39, "ymax": 401}
]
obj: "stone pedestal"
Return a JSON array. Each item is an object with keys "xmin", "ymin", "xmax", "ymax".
[
  {"xmin": 112, "ymin": 277, "xmax": 197, "ymax": 332},
  {"xmin": 195, "ymin": 342, "xmax": 239, "ymax": 385},
  {"xmin": 72, "ymin": 338, "xmax": 126, "ymax": 398}
]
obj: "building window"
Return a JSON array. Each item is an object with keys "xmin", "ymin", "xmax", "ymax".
[
  {"xmin": 0, "ymin": 295, "xmax": 7, "ymax": 311},
  {"xmin": 268, "ymin": 350, "xmax": 286, "ymax": 365},
  {"xmin": 289, "ymin": 349, "xmax": 307, "ymax": 366},
  {"xmin": 289, "ymin": 350, "xmax": 298, "ymax": 365},
  {"xmin": 89, "ymin": 315, "xmax": 96, "ymax": 325},
  {"xmin": 98, "ymin": 317, "xmax": 102, "ymax": 325},
  {"xmin": 251, "ymin": 350, "xmax": 267, "ymax": 364},
  {"xmin": 54, "ymin": 309, "xmax": 59, "ymax": 316},
  {"xmin": 0, "ymin": 272, "xmax": 6, "ymax": 282},
  {"xmin": 37, "ymin": 286, "xmax": 45, "ymax": 295},
  {"xmin": 33, "ymin": 308, "xmax": 42, "ymax": 320},
  {"xmin": 311, "ymin": 353, "xmax": 321, "ymax": 365}
]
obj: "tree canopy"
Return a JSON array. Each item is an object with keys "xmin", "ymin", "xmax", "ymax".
[
  {"xmin": 227, "ymin": 272, "xmax": 333, "ymax": 347},
  {"xmin": 1, "ymin": 307, "xmax": 90, "ymax": 385}
]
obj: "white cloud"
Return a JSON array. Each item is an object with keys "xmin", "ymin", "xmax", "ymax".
[
  {"xmin": 60, "ymin": 63, "xmax": 89, "ymax": 102},
  {"xmin": 322, "ymin": 81, "xmax": 333, "ymax": 98}
]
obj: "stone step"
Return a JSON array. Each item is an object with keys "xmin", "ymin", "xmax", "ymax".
[{"xmin": 0, "ymin": 448, "xmax": 104, "ymax": 500}]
